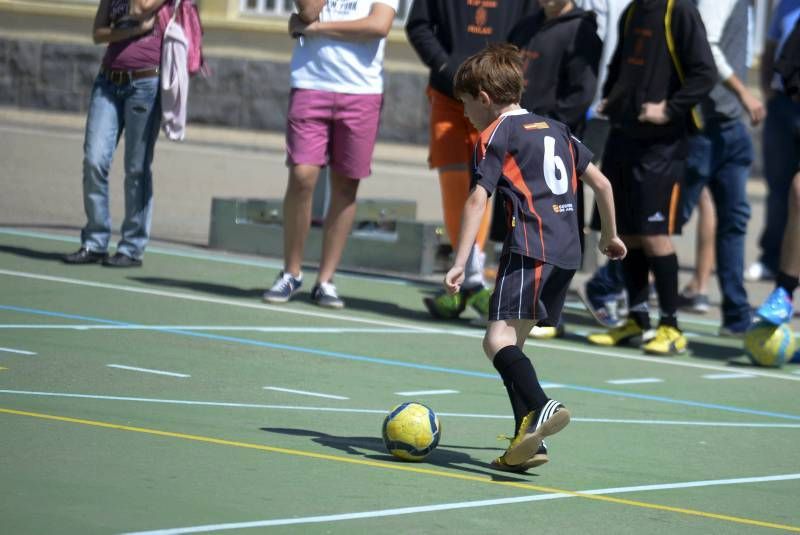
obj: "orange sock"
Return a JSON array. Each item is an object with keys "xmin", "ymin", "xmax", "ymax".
[{"xmin": 438, "ymin": 169, "xmax": 491, "ymax": 250}]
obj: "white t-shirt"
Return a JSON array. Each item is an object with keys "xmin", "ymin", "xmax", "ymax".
[{"xmin": 290, "ymin": 0, "xmax": 399, "ymax": 94}]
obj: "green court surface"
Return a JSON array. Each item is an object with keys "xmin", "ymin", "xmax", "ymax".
[{"xmin": 1, "ymin": 228, "xmax": 799, "ymax": 534}]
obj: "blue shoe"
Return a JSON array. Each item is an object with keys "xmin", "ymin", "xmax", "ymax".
[
  {"xmin": 262, "ymin": 271, "xmax": 303, "ymax": 304},
  {"xmin": 755, "ymin": 287, "xmax": 794, "ymax": 325}
]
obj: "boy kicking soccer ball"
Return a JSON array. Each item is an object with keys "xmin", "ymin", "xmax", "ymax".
[{"xmin": 445, "ymin": 44, "xmax": 626, "ymax": 472}]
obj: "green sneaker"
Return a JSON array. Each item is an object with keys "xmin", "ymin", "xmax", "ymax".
[
  {"xmin": 423, "ymin": 291, "xmax": 466, "ymax": 319},
  {"xmin": 467, "ymin": 287, "xmax": 492, "ymax": 317}
]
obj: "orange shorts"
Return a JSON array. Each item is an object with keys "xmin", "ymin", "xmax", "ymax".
[{"xmin": 427, "ymin": 87, "xmax": 480, "ymax": 169}]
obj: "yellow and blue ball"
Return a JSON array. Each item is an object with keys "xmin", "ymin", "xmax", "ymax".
[
  {"xmin": 744, "ymin": 321, "xmax": 797, "ymax": 368},
  {"xmin": 382, "ymin": 402, "xmax": 441, "ymax": 461}
]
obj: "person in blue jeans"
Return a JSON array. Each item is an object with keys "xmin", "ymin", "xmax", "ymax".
[
  {"xmin": 63, "ymin": 0, "xmax": 167, "ymax": 268},
  {"xmin": 678, "ymin": 0, "xmax": 764, "ymax": 336},
  {"xmin": 747, "ymin": 0, "xmax": 800, "ymax": 282}
]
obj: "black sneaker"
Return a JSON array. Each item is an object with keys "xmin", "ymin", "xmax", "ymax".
[
  {"xmin": 262, "ymin": 271, "xmax": 303, "ymax": 304},
  {"xmin": 102, "ymin": 252, "xmax": 141, "ymax": 267},
  {"xmin": 495, "ymin": 400, "xmax": 570, "ymax": 467},
  {"xmin": 311, "ymin": 281, "xmax": 344, "ymax": 309},
  {"xmin": 62, "ymin": 247, "xmax": 108, "ymax": 264}
]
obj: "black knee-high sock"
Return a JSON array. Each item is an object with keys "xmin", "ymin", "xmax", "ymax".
[
  {"xmin": 622, "ymin": 248, "xmax": 651, "ymax": 329},
  {"xmin": 502, "ymin": 380, "xmax": 529, "ymax": 433},
  {"xmin": 776, "ymin": 271, "xmax": 799, "ymax": 299},
  {"xmin": 649, "ymin": 253, "xmax": 679, "ymax": 328},
  {"xmin": 492, "ymin": 345, "xmax": 548, "ymax": 412}
]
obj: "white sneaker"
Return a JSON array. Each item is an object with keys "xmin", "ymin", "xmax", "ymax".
[{"xmin": 744, "ymin": 261, "xmax": 775, "ymax": 282}]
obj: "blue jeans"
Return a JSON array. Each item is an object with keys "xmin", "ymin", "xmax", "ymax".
[
  {"xmin": 760, "ymin": 93, "xmax": 800, "ymax": 272},
  {"xmin": 681, "ymin": 119, "xmax": 752, "ymax": 331},
  {"xmin": 81, "ymin": 73, "xmax": 161, "ymax": 259},
  {"xmin": 586, "ymin": 260, "xmax": 625, "ymax": 301}
]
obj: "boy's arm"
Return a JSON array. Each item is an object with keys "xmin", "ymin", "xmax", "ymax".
[
  {"xmin": 580, "ymin": 163, "xmax": 626, "ymax": 260},
  {"xmin": 696, "ymin": 0, "xmax": 764, "ymax": 125},
  {"xmin": 662, "ymin": 2, "xmax": 717, "ymax": 122},
  {"xmin": 444, "ymin": 185, "xmax": 489, "ymax": 294},
  {"xmin": 405, "ymin": 0, "xmax": 451, "ymax": 77},
  {"xmin": 554, "ymin": 18, "xmax": 602, "ymax": 128},
  {"xmin": 291, "ymin": 2, "xmax": 395, "ymax": 41},
  {"xmin": 295, "ymin": 0, "xmax": 325, "ymax": 24}
]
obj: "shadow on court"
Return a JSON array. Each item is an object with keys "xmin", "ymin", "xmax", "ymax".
[
  {"xmin": 260, "ymin": 427, "xmax": 540, "ymax": 482},
  {"xmin": 130, "ymin": 276, "xmax": 439, "ymax": 323},
  {"xmin": 131, "ymin": 276, "xmax": 266, "ymax": 299},
  {"xmin": 0, "ymin": 244, "xmax": 70, "ymax": 262},
  {"xmin": 687, "ymin": 340, "xmax": 746, "ymax": 361}
]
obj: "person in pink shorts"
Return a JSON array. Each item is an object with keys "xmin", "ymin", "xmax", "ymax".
[{"xmin": 262, "ymin": 0, "xmax": 398, "ymax": 309}]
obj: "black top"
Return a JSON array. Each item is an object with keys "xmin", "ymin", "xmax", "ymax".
[
  {"xmin": 472, "ymin": 110, "xmax": 593, "ymax": 269},
  {"xmin": 510, "ymin": 8, "xmax": 602, "ymax": 133},
  {"xmin": 602, "ymin": 0, "xmax": 717, "ymax": 138},
  {"xmin": 405, "ymin": 0, "xmax": 537, "ymax": 98}
]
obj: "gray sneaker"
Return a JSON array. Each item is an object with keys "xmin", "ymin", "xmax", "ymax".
[
  {"xmin": 677, "ymin": 291, "xmax": 710, "ymax": 314},
  {"xmin": 262, "ymin": 271, "xmax": 303, "ymax": 303},
  {"xmin": 311, "ymin": 281, "xmax": 344, "ymax": 309}
]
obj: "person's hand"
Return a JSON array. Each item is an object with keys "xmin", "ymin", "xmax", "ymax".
[
  {"xmin": 138, "ymin": 15, "xmax": 155, "ymax": 33},
  {"xmin": 444, "ymin": 265, "xmax": 465, "ymax": 295},
  {"xmin": 638, "ymin": 100, "xmax": 670, "ymax": 125},
  {"xmin": 597, "ymin": 98, "xmax": 608, "ymax": 115},
  {"xmin": 289, "ymin": 13, "xmax": 309, "ymax": 37},
  {"xmin": 742, "ymin": 92, "xmax": 766, "ymax": 125},
  {"xmin": 599, "ymin": 234, "xmax": 627, "ymax": 260}
]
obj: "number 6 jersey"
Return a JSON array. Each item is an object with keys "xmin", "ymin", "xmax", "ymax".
[{"xmin": 471, "ymin": 108, "xmax": 593, "ymax": 269}]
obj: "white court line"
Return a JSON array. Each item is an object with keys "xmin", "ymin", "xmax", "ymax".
[
  {"xmin": 107, "ymin": 365, "xmax": 190, "ymax": 378},
  {"xmin": 0, "ymin": 324, "xmax": 427, "ymax": 334},
  {"xmin": 606, "ymin": 378, "xmax": 664, "ymax": 385},
  {"xmin": 0, "ymin": 346, "xmax": 36, "ymax": 355},
  {"xmin": 394, "ymin": 389, "xmax": 459, "ymax": 396},
  {"xmin": 263, "ymin": 387, "xmax": 348, "ymax": 400},
  {"xmin": 2, "ymin": 268, "xmax": 800, "ymax": 382},
  {"xmin": 703, "ymin": 373, "xmax": 757, "ymax": 380},
  {"xmin": 3, "ymin": 390, "xmax": 800, "ymax": 429},
  {"xmin": 123, "ymin": 472, "xmax": 800, "ymax": 534}
]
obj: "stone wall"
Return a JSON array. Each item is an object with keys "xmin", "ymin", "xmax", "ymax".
[{"xmin": 0, "ymin": 36, "xmax": 431, "ymax": 145}]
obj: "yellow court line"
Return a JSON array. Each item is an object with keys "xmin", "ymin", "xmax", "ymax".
[{"xmin": 2, "ymin": 407, "xmax": 799, "ymax": 532}]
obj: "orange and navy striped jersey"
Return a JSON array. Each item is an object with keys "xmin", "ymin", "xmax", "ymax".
[{"xmin": 471, "ymin": 109, "xmax": 592, "ymax": 269}]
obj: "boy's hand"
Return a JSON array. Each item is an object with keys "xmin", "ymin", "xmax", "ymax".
[
  {"xmin": 444, "ymin": 265, "xmax": 465, "ymax": 295},
  {"xmin": 289, "ymin": 13, "xmax": 309, "ymax": 36},
  {"xmin": 638, "ymin": 100, "xmax": 670, "ymax": 125},
  {"xmin": 599, "ymin": 235, "xmax": 627, "ymax": 260}
]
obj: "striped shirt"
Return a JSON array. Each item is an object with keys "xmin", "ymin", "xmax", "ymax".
[{"xmin": 472, "ymin": 109, "xmax": 593, "ymax": 269}]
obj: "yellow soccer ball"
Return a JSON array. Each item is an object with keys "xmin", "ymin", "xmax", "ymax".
[
  {"xmin": 744, "ymin": 321, "xmax": 797, "ymax": 368},
  {"xmin": 382, "ymin": 402, "xmax": 441, "ymax": 461}
]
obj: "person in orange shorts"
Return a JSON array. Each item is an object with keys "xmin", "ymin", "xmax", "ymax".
[{"xmin": 405, "ymin": 0, "xmax": 537, "ymax": 319}]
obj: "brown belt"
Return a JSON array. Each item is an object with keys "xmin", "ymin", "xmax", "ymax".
[{"xmin": 100, "ymin": 67, "xmax": 160, "ymax": 85}]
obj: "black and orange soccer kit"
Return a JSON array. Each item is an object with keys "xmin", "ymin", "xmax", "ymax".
[
  {"xmin": 471, "ymin": 109, "xmax": 593, "ymax": 322},
  {"xmin": 600, "ymin": 0, "xmax": 716, "ymax": 236}
]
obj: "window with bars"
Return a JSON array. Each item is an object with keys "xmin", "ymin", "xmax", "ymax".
[{"xmin": 240, "ymin": 0, "xmax": 412, "ymax": 25}]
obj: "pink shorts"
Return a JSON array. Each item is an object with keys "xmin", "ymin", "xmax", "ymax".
[{"xmin": 286, "ymin": 88, "xmax": 383, "ymax": 179}]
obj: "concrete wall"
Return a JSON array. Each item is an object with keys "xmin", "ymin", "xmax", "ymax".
[{"xmin": 0, "ymin": 35, "xmax": 431, "ymax": 145}]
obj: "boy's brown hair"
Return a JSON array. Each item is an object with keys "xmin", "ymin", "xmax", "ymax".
[{"xmin": 453, "ymin": 43, "xmax": 524, "ymax": 105}]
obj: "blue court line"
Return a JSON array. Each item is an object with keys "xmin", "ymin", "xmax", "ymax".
[{"xmin": 3, "ymin": 304, "xmax": 800, "ymax": 422}]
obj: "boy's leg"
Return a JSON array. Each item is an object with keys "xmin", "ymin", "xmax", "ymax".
[
  {"xmin": 758, "ymin": 173, "xmax": 800, "ymax": 324},
  {"xmin": 318, "ymin": 170, "xmax": 361, "ymax": 284},
  {"xmin": 283, "ymin": 164, "xmax": 321, "ymax": 278},
  {"xmin": 77, "ymin": 76, "xmax": 122, "ymax": 258},
  {"xmin": 281, "ymin": 89, "xmax": 333, "ymax": 279},
  {"xmin": 483, "ymin": 260, "xmax": 572, "ymax": 468}
]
